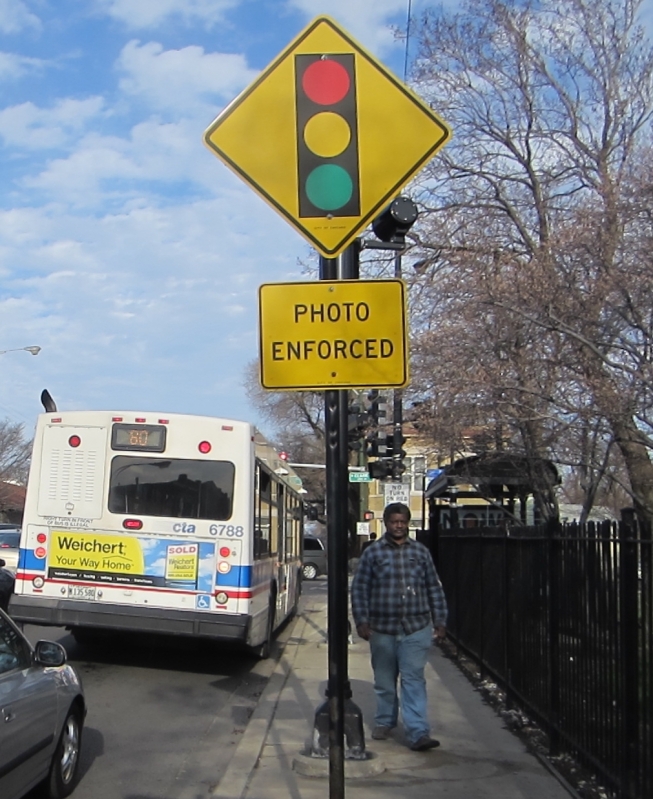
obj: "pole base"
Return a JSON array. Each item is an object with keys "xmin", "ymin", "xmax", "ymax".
[
  {"xmin": 311, "ymin": 697, "xmax": 367, "ymax": 759},
  {"xmin": 293, "ymin": 750, "xmax": 385, "ymax": 779}
]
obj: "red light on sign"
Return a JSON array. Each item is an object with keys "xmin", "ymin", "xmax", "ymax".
[
  {"xmin": 68, "ymin": 435, "xmax": 81, "ymax": 448},
  {"xmin": 302, "ymin": 59, "xmax": 350, "ymax": 105},
  {"xmin": 279, "ymin": 451, "xmax": 288, "ymax": 461}
]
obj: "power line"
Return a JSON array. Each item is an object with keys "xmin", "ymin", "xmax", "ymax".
[{"xmin": 403, "ymin": 0, "xmax": 413, "ymax": 81}]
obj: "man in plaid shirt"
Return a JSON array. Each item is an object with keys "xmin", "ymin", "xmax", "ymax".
[{"xmin": 351, "ymin": 502, "xmax": 447, "ymax": 751}]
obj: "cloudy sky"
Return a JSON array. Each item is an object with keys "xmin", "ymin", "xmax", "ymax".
[
  {"xmin": 0, "ymin": 0, "xmax": 439, "ymax": 436},
  {"xmin": 2, "ymin": 0, "xmax": 651, "ymax": 440}
]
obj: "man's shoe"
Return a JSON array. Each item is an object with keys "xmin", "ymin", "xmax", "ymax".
[
  {"xmin": 410, "ymin": 736, "xmax": 440, "ymax": 751},
  {"xmin": 371, "ymin": 726, "xmax": 392, "ymax": 740}
]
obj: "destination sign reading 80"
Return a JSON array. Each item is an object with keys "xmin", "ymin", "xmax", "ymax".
[{"xmin": 259, "ymin": 280, "xmax": 408, "ymax": 390}]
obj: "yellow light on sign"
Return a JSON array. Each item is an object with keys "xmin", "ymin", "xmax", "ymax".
[
  {"xmin": 203, "ymin": 16, "xmax": 451, "ymax": 258},
  {"xmin": 259, "ymin": 280, "xmax": 408, "ymax": 390}
]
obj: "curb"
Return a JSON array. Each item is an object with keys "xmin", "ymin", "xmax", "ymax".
[{"xmin": 210, "ymin": 611, "xmax": 309, "ymax": 799}]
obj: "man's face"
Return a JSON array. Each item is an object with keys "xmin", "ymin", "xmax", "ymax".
[{"xmin": 385, "ymin": 512, "xmax": 409, "ymax": 543}]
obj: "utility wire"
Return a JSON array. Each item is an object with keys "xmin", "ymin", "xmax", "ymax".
[{"xmin": 403, "ymin": 0, "xmax": 413, "ymax": 81}]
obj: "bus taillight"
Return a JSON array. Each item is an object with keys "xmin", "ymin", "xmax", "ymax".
[
  {"xmin": 198, "ymin": 441, "xmax": 211, "ymax": 454},
  {"xmin": 123, "ymin": 519, "xmax": 143, "ymax": 530}
]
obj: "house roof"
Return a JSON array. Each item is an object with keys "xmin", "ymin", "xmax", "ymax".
[
  {"xmin": 425, "ymin": 452, "xmax": 560, "ymax": 499},
  {"xmin": 0, "ymin": 481, "xmax": 27, "ymax": 510}
]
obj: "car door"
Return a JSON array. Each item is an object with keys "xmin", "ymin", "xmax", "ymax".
[{"xmin": 0, "ymin": 614, "xmax": 58, "ymax": 799}]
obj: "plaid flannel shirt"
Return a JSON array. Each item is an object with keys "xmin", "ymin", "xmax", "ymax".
[{"xmin": 351, "ymin": 535, "xmax": 447, "ymax": 635}]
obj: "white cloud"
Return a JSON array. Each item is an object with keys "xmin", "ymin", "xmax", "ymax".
[
  {"xmin": 286, "ymin": 0, "xmax": 409, "ymax": 56},
  {"xmin": 117, "ymin": 40, "xmax": 257, "ymax": 113},
  {"xmin": 0, "ymin": 0, "xmax": 40, "ymax": 33},
  {"xmin": 0, "ymin": 50, "xmax": 44, "ymax": 80},
  {"xmin": 23, "ymin": 137, "xmax": 139, "ymax": 201},
  {"xmin": 96, "ymin": 0, "xmax": 238, "ymax": 29},
  {"xmin": 0, "ymin": 185, "xmax": 306, "ymax": 426},
  {"xmin": 0, "ymin": 97, "xmax": 105, "ymax": 149},
  {"xmin": 20, "ymin": 114, "xmax": 225, "ymax": 204}
]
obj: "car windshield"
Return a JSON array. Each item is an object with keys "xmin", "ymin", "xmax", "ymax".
[{"xmin": 0, "ymin": 532, "xmax": 20, "ymax": 548}]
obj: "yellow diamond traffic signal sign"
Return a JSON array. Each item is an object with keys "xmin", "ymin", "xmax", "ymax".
[{"xmin": 203, "ymin": 15, "xmax": 451, "ymax": 258}]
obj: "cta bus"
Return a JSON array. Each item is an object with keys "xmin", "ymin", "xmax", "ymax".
[{"xmin": 10, "ymin": 396, "xmax": 304, "ymax": 657}]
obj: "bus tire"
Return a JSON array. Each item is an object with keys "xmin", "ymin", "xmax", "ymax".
[
  {"xmin": 254, "ymin": 593, "xmax": 276, "ymax": 660},
  {"xmin": 70, "ymin": 627, "xmax": 98, "ymax": 646},
  {"xmin": 288, "ymin": 575, "xmax": 302, "ymax": 620}
]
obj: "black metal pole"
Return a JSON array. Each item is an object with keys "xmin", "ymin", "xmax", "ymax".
[
  {"xmin": 318, "ymin": 244, "xmax": 363, "ymax": 799},
  {"xmin": 393, "ymin": 253, "xmax": 403, "ymax": 481},
  {"xmin": 324, "ymin": 386, "xmax": 347, "ymax": 798}
]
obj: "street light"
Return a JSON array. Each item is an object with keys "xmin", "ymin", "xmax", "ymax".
[{"xmin": 0, "ymin": 346, "xmax": 41, "ymax": 356}]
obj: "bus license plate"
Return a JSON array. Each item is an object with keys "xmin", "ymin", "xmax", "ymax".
[{"xmin": 67, "ymin": 586, "xmax": 97, "ymax": 601}]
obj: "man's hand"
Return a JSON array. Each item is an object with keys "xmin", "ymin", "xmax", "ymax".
[
  {"xmin": 356, "ymin": 623, "xmax": 371, "ymax": 641},
  {"xmin": 434, "ymin": 625, "xmax": 446, "ymax": 643}
]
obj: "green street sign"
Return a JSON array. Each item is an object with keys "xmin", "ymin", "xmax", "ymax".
[{"xmin": 349, "ymin": 472, "xmax": 372, "ymax": 483}]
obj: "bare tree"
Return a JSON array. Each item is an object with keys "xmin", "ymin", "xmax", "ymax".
[
  {"xmin": 0, "ymin": 419, "xmax": 32, "ymax": 520},
  {"xmin": 406, "ymin": 0, "xmax": 653, "ymax": 521},
  {"xmin": 243, "ymin": 362, "xmax": 326, "ymax": 505}
]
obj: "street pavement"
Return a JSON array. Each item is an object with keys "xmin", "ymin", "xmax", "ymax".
[{"xmin": 212, "ymin": 581, "xmax": 575, "ymax": 799}]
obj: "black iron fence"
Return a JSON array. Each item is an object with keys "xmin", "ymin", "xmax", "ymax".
[{"xmin": 436, "ymin": 519, "xmax": 652, "ymax": 799}]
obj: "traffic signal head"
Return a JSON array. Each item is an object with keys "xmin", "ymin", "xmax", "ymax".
[
  {"xmin": 372, "ymin": 196, "xmax": 418, "ymax": 243},
  {"xmin": 365, "ymin": 431, "xmax": 387, "ymax": 458},
  {"xmin": 295, "ymin": 54, "xmax": 360, "ymax": 219},
  {"xmin": 387, "ymin": 430, "xmax": 407, "ymax": 480},
  {"xmin": 348, "ymin": 404, "xmax": 368, "ymax": 452},
  {"xmin": 368, "ymin": 460, "xmax": 392, "ymax": 480},
  {"xmin": 366, "ymin": 389, "xmax": 388, "ymax": 425}
]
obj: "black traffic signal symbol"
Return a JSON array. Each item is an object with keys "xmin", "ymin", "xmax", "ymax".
[{"xmin": 295, "ymin": 53, "xmax": 360, "ymax": 218}]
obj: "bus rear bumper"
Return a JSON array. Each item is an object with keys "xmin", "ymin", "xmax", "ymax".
[{"xmin": 8, "ymin": 595, "xmax": 249, "ymax": 641}]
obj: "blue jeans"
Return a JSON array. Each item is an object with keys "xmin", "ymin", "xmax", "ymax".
[{"xmin": 369, "ymin": 624, "xmax": 432, "ymax": 745}]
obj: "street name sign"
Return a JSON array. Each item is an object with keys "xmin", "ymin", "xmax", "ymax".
[
  {"xmin": 203, "ymin": 15, "xmax": 451, "ymax": 258},
  {"xmin": 349, "ymin": 472, "xmax": 373, "ymax": 483},
  {"xmin": 259, "ymin": 279, "xmax": 408, "ymax": 389}
]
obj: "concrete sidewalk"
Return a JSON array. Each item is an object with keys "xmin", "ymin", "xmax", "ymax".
[{"xmin": 213, "ymin": 582, "xmax": 573, "ymax": 799}]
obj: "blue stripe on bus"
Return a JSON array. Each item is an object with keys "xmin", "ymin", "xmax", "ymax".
[
  {"xmin": 21, "ymin": 550, "xmax": 44, "ymax": 571},
  {"xmin": 216, "ymin": 565, "xmax": 252, "ymax": 587}
]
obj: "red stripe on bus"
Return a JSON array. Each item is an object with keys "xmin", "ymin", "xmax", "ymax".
[{"xmin": 15, "ymin": 573, "xmax": 255, "ymax": 600}]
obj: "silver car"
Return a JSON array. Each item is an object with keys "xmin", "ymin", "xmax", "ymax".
[
  {"xmin": 0, "ymin": 610, "xmax": 86, "ymax": 799},
  {"xmin": 302, "ymin": 535, "xmax": 327, "ymax": 580},
  {"xmin": 0, "ymin": 529, "xmax": 20, "ymax": 573}
]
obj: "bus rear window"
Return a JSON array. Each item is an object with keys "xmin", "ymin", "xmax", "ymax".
[{"xmin": 108, "ymin": 456, "xmax": 235, "ymax": 520}]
